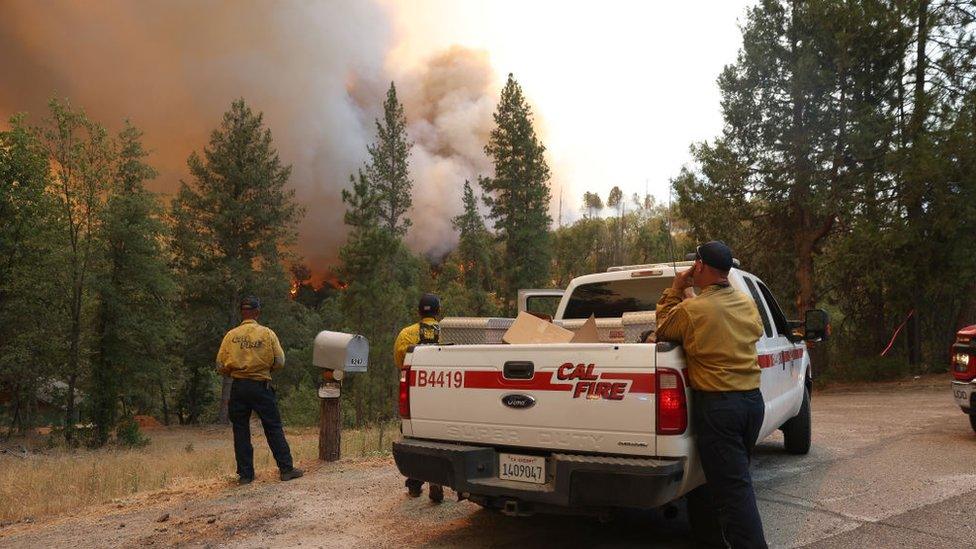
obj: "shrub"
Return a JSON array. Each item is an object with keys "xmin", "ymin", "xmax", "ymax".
[
  {"xmin": 115, "ymin": 417, "xmax": 150, "ymax": 448},
  {"xmin": 279, "ymin": 383, "xmax": 320, "ymax": 427}
]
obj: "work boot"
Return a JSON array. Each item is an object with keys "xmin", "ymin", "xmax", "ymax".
[
  {"xmin": 280, "ymin": 468, "xmax": 304, "ymax": 481},
  {"xmin": 429, "ymin": 484, "xmax": 444, "ymax": 503},
  {"xmin": 405, "ymin": 478, "xmax": 423, "ymax": 497},
  {"xmin": 238, "ymin": 477, "xmax": 254, "ymax": 486}
]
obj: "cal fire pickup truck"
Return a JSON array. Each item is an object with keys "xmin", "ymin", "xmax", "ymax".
[
  {"xmin": 950, "ymin": 325, "xmax": 976, "ymax": 433},
  {"xmin": 393, "ymin": 262, "xmax": 828, "ymax": 516}
]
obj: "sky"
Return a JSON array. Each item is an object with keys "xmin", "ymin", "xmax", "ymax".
[
  {"xmin": 0, "ymin": 0, "xmax": 755, "ymax": 266},
  {"xmin": 385, "ymin": 0, "xmax": 754, "ymax": 220}
]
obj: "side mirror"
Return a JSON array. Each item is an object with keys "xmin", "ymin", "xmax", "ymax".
[{"xmin": 803, "ymin": 309, "xmax": 830, "ymax": 342}]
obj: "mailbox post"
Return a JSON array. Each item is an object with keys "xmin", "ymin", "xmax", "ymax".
[{"xmin": 312, "ymin": 331, "xmax": 368, "ymax": 462}]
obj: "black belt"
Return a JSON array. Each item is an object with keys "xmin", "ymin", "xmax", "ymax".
[
  {"xmin": 691, "ymin": 388, "xmax": 761, "ymax": 399},
  {"xmin": 232, "ymin": 378, "xmax": 271, "ymax": 389}
]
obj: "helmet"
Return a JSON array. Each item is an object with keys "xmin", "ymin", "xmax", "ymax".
[{"xmin": 419, "ymin": 293, "xmax": 440, "ymax": 316}]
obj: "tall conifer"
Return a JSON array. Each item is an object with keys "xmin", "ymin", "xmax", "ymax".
[{"xmin": 481, "ymin": 74, "xmax": 552, "ymax": 305}]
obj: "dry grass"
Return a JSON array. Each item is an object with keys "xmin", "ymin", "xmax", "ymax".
[{"xmin": 0, "ymin": 421, "xmax": 400, "ymax": 524}]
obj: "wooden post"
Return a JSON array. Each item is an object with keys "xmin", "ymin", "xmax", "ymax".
[{"xmin": 318, "ymin": 381, "xmax": 341, "ymax": 461}]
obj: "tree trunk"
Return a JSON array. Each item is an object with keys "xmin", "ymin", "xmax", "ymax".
[
  {"xmin": 905, "ymin": 0, "xmax": 930, "ymax": 367},
  {"xmin": 218, "ymin": 375, "xmax": 233, "ymax": 425},
  {"xmin": 159, "ymin": 376, "xmax": 170, "ymax": 426},
  {"xmin": 218, "ymin": 291, "xmax": 240, "ymax": 424},
  {"xmin": 64, "ymin": 275, "xmax": 83, "ymax": 445}
]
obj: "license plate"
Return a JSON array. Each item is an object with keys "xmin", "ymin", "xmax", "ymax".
[{"xmin": 499, "ymin": 453, "xmax": 546, "ymax": 484}]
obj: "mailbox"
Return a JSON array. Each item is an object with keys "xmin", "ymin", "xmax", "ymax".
[{"xmin": 313, "ymin": 331, "xmax": 368, "ymax": 381}]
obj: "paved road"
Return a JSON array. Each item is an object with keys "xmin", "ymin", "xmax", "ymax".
[{"xmin": 3, "ymin": 379, "xmax": 974, "ymax": 548}]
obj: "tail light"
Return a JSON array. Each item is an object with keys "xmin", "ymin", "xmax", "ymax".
[
  {"xmin": 398, "ymin": 367, "xmax": 411, "ymax": 419},
  {"xmin": 656, "ymin": 368, "xmax": 687, "ymax": 435},
  {"xmin": 952, "ymin": 352, "xmax": 975, "ymax": 381}
]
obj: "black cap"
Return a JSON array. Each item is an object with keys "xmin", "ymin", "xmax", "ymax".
[
  {"xmin": 696, "ymin": 241, "xmax": 734, "ymax": 272},
  {"xmin": 240, "ymin": 296, "xmax": 261, "ymax": 310},
  {"xmin": 419, "ymin": 293, "xmax": 440, "ymax": 316}
]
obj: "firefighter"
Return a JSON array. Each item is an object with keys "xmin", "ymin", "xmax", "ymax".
[
  {"xmin": 655, "ymin": 241, "xmax": 767, "ymax": 549},
  {"xmin": 393, "ymin": 293, "xmax": 444, "ymax": 503},
  {"xmin": 217, "ymin": 296, "xmax": 304, "ymax": 485}
]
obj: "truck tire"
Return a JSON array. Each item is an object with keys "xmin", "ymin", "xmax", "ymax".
[
  {"xmin": 969, "ymin": 414, "xmax": 976, "ymax": 434},
  {"xmin": 782, "ymin": 387, "xmax": 811, "ymax": 455}
]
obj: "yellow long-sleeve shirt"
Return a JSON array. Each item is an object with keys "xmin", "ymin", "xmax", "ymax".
[
  {"xmin": 393, "ymin": 317, "xmax": 439, "ymax": 370},
  {"xmin": 216, "ymin": 319, "xmax": 285, "ymax": 381},
  {"xmin": 655, "ymin": 284, "xmax": 764, "ymax": 392}
]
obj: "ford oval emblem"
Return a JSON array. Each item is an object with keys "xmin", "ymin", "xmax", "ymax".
[{"xmin": 502, "ymin": 394, "xmax": 536, "ymax": 409}]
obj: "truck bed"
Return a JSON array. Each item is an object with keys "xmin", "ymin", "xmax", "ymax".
[{"xmin": 402, "ymin": 343, "xmax": 660, "ymax": 456}]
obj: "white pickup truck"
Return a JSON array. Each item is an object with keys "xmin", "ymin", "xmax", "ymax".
[{"xmin": 393, "ymin": 261, "xmax": 828, "ymax": 516}]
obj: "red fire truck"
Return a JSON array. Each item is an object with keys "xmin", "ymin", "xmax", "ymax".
[{"xmin": 950, "ymin": 325, "xmax": 976, "ymax": 433}]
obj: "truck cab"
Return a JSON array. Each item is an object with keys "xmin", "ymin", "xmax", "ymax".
[{"xmin": 393, "ymin": 262, "xmax": 826, "ymax": 516}]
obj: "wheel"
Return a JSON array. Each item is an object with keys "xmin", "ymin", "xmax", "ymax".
[
  {"xmin": 782, "ymin": 387, "xmax": 811, "ymax": 455},
  {"xmin": 969, "ymin": 414, "xmax": 976, "ymax": 434}
]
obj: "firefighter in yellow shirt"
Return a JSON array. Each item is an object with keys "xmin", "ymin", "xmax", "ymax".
[
  {"xmin": 655, "ymin": 241, "xmax": 766, "ymax": 549},
  {"xmin": 217, "ymin": 296, "xmax": 303, "ymax": 485},
  {"xmin": 393, "ymin": 293, "xmax": 443, "ymax": 502}
]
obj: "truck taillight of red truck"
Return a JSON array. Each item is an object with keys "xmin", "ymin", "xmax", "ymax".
[{"xmin": 950, "ymin": 325, "xmax": 976, "ymax": 433}]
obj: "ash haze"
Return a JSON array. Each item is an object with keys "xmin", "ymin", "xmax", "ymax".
[{"xmin": 0, "ymin": 0, "xmax": 752, "ymax": 270}]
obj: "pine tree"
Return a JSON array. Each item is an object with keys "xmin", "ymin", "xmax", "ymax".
[
  {"xmin": 582, "ymin": 191, "xmax": 603, "ymax": 218},
  {"xmin": 607, "ymin": 186, "xmax": 625, "ymax": 265},
  {"xmin": 40, "ymin": 100, "xmax": 113, "ymax": 444},
  {"xmin": 366, "ymin": 82, "xmax": 413, "ymax": 236},
  {"xmin": 481, "ymin": 74, "xmax": 553, "ymax": 306},
  {"xmin": 171, "ymin": 99, "xmax": 302, "ymax": 423},
  {"xmin": 452, "ymin": 180, "xmax": 494, "ymax": 292},
  {"xmin": 0, "ymin": 114, "xmax": 62, "ymax": 438},
  {"xmin": 337, "ymin": 171, "xmax": 418, "ymax": 426},
  {"xmin": 89, "ymin": 122, "xmax": 179, "ymax": 446}
]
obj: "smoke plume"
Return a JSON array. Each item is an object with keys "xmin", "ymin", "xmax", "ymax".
[
  {"xmin": 0, "ymin": 0, "xmax": 512, "ymax": 271},
  {"xmin": 397, "ymin": 47, "xmax": 497, "ymax": 258}
]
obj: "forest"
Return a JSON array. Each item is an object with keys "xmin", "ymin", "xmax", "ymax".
[{"xmin": 1, "ymin": 0, "xmax": 974, "ymax": 447}]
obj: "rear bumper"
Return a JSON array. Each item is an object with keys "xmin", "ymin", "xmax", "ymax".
[
  {"xmin": 952, "ymin": 381, "xmax": 976, "ymax": 413},
  {"xmin": 392, "ymin": 438, "xmax": 685, "ymax": 513}
]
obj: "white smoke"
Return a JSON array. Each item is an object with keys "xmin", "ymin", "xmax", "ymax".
[{"xmin": 398, "ymin": 46, "xmax": 497, "ymax": 258}]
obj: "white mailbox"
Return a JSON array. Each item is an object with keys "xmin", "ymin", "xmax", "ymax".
[{"xmin": 313, "ymin": 331, "xmax": 368, "ymax": 380}]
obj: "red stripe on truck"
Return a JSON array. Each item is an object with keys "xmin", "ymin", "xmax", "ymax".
[
  {"xmin": 599, "ymin": 372, "xmax": 655, "ymax": 394},
  {"xmin": 460, "ymin": 371, "xmax": 657, "ymax": 394},
  {"xmin": 463, "ymin": 371, "xmax": 574, "ymax": 391}
]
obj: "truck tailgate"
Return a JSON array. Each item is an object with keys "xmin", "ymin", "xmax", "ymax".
[{"xmin": 404, "ymin": 343, "xmax": 658, "ymax": 456}]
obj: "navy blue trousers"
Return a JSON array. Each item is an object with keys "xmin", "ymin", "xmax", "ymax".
[
  {"xmin": 691, "ymin": 388, "xmax": 767, "ymax": 549},
  {"xmin": 229, "ymin": 378, "xmax": 294, "ymax": 479}
]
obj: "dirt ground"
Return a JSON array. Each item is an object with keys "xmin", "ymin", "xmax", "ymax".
[{"xmin": 2, "ymin": 375, "xmax": 974, "ymax": 548}]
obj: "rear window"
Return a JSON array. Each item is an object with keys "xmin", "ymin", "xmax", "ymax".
[{"xmin": 562, "ymin": 278, "xmax": 672, "ymax": 319}]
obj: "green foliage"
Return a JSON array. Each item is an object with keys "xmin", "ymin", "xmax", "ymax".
[
  {"xmin": 171, "ymin": 99, "xmax": 305, "ymax": 424},
  {"xmin": 40, "ymin": 99, "xmax": 114, "ymax": 444},
  {"xmin": 448, "ymin": 180, "xmax": 502, "ymax": 315},
  {"xmin": 338, "ymin": 166, "xmax": 419, "ymax": 426},
  {"xmin": 552, "ymin": 198, "xmax": 691, "ymax": 287},
  {"xmin": 0, "ymin": 114, "xmax": 63, "ymax": 436},
  {"xmin": 88, "ymin": 122, "xmax": 180, "ymax": 447},
  {"xmin": 366, "ymin": 82, "xmax": 413, "ymax": 236},
  {"xmin": 279, "ymin": 381, "xmax": 321, "ymax": 427},
  {"xmin": 676, "ymin": 0, "xmax": 976, "ymax": 375},
  {"xmin": 582, "ymin": 191, "xmax": 604, "ymax": 218},
  {"xmin": 481, "ymin": 74, "xmax": 553, "ymax": 308},
  {"xmin": 115, "ymin": 416, "xmax": 150, "ymax": 448}
]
